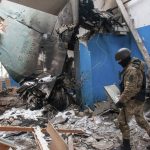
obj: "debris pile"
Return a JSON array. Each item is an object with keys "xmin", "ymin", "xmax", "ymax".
[
  {"xmin": 79, "ymin": 0, "xmax": 122, "ymax": 32},
  {"xmin": 0, "ymin": 102, "xmax": 149, "ymax": 150},
  {"xmin": 0, "ymin": 0, "xmax": 149, "ymax": 149},
  {"xmin": 17, "ymin": 56, "xmax": 77, "ymax": 112},
  {"xmin": 0, "ymin": 95, "xmax": 22, "ymax": 115}
]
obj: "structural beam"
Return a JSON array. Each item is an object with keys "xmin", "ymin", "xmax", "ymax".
[{"xmin": 116, "ymin": 0, "xmax": 150, "ymax": 72}]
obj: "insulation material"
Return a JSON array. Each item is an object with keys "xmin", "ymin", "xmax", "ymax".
[{"xmin": 0, "ymin": 108, "xmax": 43, "ymax": 120}]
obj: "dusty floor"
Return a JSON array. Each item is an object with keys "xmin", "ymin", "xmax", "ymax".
[
  {"xmin": 0, "ymin": 95, "xmax": 150, "ymax": 150},
  {"xmin": 0, "ymin": 97, "xmax": 149, "ymax": 150}
]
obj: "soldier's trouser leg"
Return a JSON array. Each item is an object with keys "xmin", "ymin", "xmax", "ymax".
[
  {"xmin": 118, "ymin": 108, "xmax": 132, "ymax": 139},
  {"xmin": 134, "ymin": 103, "xmax": 150, "ymax": 136}
]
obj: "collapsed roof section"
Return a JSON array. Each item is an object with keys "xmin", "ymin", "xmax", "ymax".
[
  {"xmin": 0, "ymin": 0, "xmax": 79, "ymax": 82},
  {"xmin": 0, "ymin": 0, "xmax": 79, "ymax": 110},
  {"xmin": 7, "ymin": 0, "xmax": 69, "ymax": 15}
]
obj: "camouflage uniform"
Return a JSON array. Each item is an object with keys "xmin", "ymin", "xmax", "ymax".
[{"xmin": 118, "ymin": 57, "xmax": 150, "ymax": 139}]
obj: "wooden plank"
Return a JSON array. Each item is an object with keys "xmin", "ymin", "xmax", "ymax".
[
  {"xmin": 55, "ymin": 129, "xmax": 84, "ymax": 134},
  {"xmin": 0, "ymin": 138, "xmax": 16, "ymax": 149},
  {"xmin": 0, "ymin": 80, "xmax": 2, "ymax": 92},
  {"xmin": 116, "ymin": 0, "xmax": 150, "ymax": 71},
  {"xmin": 5, "ymin": 78, "xmax": 11, "ymax": 89},
  {"xmin": 0, "ymin": 126, "xmax": 34, "ymax": 132},
  {"xmin": 32, "ymin": 132, "xmax": 42, "ymax": 150},
  {"xmin": 46, "ymin": 122, "xmax": 68, "ymax": 150},
  {"xmin": 0, "ymin": 144, "xmax": 10, "ymax": 150},
  {"xmin": 33, "ymin": 127, "xmax": 49, "ymax": 150},
  {"xmin": 0, "ymin": 126, "xmax": 84, "ymax": 134},
  {"xmin": 68, "ymin": 135, "xmax": 74, "ymax": 150}
]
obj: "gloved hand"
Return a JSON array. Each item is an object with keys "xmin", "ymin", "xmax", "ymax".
[{"xmin": 116, "ymin": 101, "xmax": 125, "ymax": 108}]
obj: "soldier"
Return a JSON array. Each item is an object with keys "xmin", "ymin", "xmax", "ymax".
[{"xmin": 115, "ymin": 48, "xmax": 150, "ymax": 150}]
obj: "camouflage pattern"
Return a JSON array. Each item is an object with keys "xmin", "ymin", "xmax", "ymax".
[
  {"xmin": 119, "ymin": 57, "xmax": 145, "ymax": 103},
  {"xmin": 118, "ymin": 100, "xmax": 150, "ymax": 139},
  {"xmin": 118, "ymin": 57, "xmax": 150, "ymax": 139}
]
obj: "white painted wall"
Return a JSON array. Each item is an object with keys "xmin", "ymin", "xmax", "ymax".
[
  {"xmin": 0, "ymin": 62, "xmax": 9, "ymax": 79},
  {"xmin": 126, "ymin": 0, "xmax": 150, "ymax": 28},
  {"xmin": 93, "ymin": 0, "xmax": 126, "ymax": 11}
]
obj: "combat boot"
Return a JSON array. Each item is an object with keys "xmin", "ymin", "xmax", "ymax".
[
  {"xmin": 147, "ymin": 132, "xmax": 150, "ymax": 150},
  {"xmin": 123, "ymin": 139, "xmax": 131, "ymax": 150},
  {"xmin": 147, "ymin": 145, "xmax": 150, "ymax": 150},
  {"xmin": 115, "ymin": 139, "xmax": 131, "ymax": 150}
]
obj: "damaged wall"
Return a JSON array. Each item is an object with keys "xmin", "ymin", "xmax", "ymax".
[
  {"xmin": 94, "ymin": 0, "xmax": 150, "ymax": 30},
  {"xmin": 78, "ymin": 0, "xmax": 150, "ymax": 105},
  {"xmin": 79, "ymin": 42, "xmax": 93, "ymax": 106},
  {"xmin": 78, "ymin": 33, "xmax": 149, "ymax": 105}
]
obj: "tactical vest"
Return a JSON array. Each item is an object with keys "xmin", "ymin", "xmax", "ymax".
[{"xmin": 119, "ymin": 58, "xmax": 146, "ymax": 101}]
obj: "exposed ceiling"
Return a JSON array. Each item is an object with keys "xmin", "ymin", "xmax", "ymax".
[{"xmin": 7, "ymin": 0, "xmax": 69, "ymax": 15}]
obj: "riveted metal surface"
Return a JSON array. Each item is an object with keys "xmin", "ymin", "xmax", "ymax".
[
  {"xmin": 0, "ymin": 0, "xmax": 57, "ymax": 34},
  {"xmin": 0, "ymin": 0, "xmax": 78, "ymax": 84}
]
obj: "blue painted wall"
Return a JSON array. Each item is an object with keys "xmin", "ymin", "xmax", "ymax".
[
  {"xmin": 2, "ymin": 77, "xmax": 19, "ymax": 89},
  {"xmin": 79, "ymin": 43, "xmax": 93, "ymax": 106},
  {"xmin": 10, "ymin": 77, "xmax": 19, "ymax": 87},
  {"xmin": 79, "ymin": 25, "xmax": 150, "ymax": 106}
]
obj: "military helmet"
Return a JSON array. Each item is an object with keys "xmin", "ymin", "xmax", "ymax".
[{"xmin": 115, "ymin": 48, "xmax": 131, "ymax": 62}]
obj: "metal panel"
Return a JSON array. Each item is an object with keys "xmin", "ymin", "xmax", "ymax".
[
  {"xmin": 104, "ymin": 85, "xmax": 120, "ymax": 104},
  {"xmin": 0, "ymin": 15, "xmax": 41, "ymax": 81},
  {"xmin": 0, "ymin": 0, "xmax": 57, "ymax": 34},
  {"xmin": 0, "ymin": 0, "xmax": 76, "ymax": 83}
]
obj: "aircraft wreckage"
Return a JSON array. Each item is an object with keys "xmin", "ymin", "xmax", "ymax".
[{"xmin": 0, "ymin": 0, "xmax": 123, "ymax": 110}]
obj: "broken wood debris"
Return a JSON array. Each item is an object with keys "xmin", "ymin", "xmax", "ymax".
[
  {"xmin": 0, "ymin": 123, "xmax": 81, "ymax": 150},
  {"xmin": 33, "ymin": 127, "xmax": 49, "ymax": 150},
  {"xmin": 46, "ymin": 122, "xmax": 68, "ymax": 150},
  {"xmin": 0, "ymin": 137, "xmax": 16, "ymax": 150},
  {"xmin": 0, "ymin": 126, "xmax": 84, "ymax": 134},
  {"xmin": 0, "ymin": 103, "xmax": 149, "ymax": 149},
  {"xmin": 68, "ymin": 135, "xmax": 74, "ymax": 150}
]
